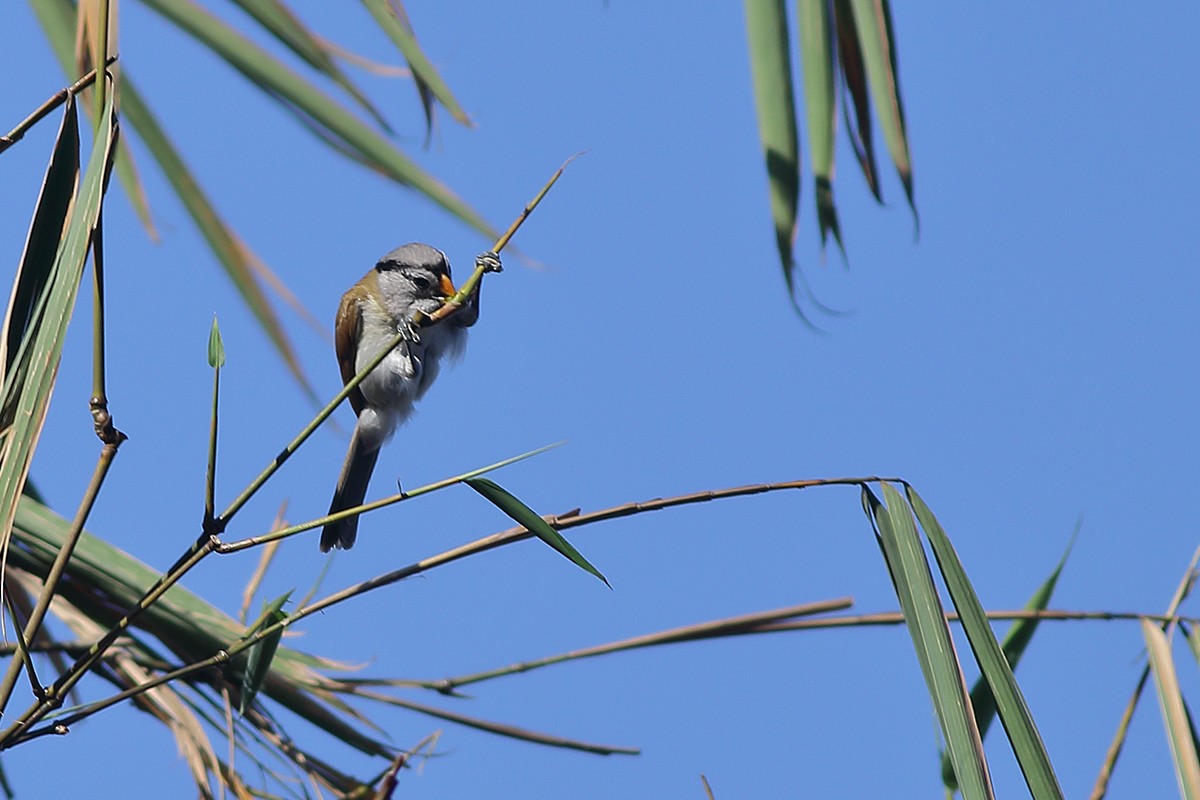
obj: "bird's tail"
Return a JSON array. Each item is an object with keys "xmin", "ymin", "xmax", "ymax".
[{"xmin": 320, "ymin": 429, "xmax": 380, "ymax": 551}]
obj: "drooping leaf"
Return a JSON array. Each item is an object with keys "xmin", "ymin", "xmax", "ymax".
[
  {"xmin": 465, "ymin": 477, "xmax": 610, "ymax": 588},
  {"xmin": 137, "ymin": 0, "xmax": 496, "ymax": 238},
  {"xmin": 360, "ymin": 0, "xmax": 473, "ymax": 132},
  {"xmin": 848, "ymin": 0, "xmax": 917, "ymax": 230},
  {"xmin": 906, "ymin": 486, "xmax": 1063, "ymax": 800},
  {"xmin": 832, "ymin": 0, "xmax": 881, "ymax": 201},
  {"xmin": 798, "ymin": 0, "xmax": 844, "ymax": 255},
  {"xmin": 744, "ymin": 0, "xmax": 800, "ymax": 295},
  {"xmin": 862, "ymin": 484, "xmax": 993, "ymax": 800},
  {"xmin": 942, "ymin": 525, "xmax": 1077, "ymax": 795},
  {"xmin": 231, "ymin": 0, "xmax": 394, "ymax": 131}
]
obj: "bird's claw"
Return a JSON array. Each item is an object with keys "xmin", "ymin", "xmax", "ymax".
[
  {"xmin": 396, "ymin": 318, "xmax": 420, "ymax": 344},
  {"xmin": 476, "ymin": 251, "xmax": 503, "ymax": 273}
]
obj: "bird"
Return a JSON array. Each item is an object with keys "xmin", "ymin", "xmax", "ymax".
[{"xmin": 319, "ymin": 243, "xmax": 481, "ymax": 552}]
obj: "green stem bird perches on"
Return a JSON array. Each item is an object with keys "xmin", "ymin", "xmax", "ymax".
[{"xmin": 414, "ymin": 152, "xmax": 581, "ymax": 327}]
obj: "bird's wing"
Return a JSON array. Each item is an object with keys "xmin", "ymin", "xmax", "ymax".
[{"xmin": 335, "ymin": 282, "xmax": 368, "ymax": 416}]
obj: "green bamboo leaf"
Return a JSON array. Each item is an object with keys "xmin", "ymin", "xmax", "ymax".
[
  {"xmin": 230, "ymin": 0, "xmax": 394, "ymax": 131},
  {"xmin": 832, "ymin": 0, "xmax": 881, "ymax": 201},
  {"xmin": 1, "ymin": 91, "xmax": 79, "ymax": 386},
  {"xmin": 28, "ymin": 0, "xmax": 157, "ymax": 239},
  {"xmin": 798, "ymin": 0, "xmax": 844, "ymax": 255},
  {"xmin": 239, "ymin": 593, "xmax": 292, "ymax": 714},
  {"xmin": 207, "ymin": 316, "xmax": 225, "ymax": 369},
  {"xmin": 942, "ymin": 525, "xmax": 1077, "ymax": 795},
  {"xmin": 1142, "ymin": 620, "xmax": 1200, "ymax": 800},
  {"xmin": 465, "ymin": 477, "xmax": 610, "ymax": 588},
  {"xmin": 862, "ymin": 484, "xmax": 993, "ymax": 800},
  {"xmin": 30, "ymin": 0, "xmax": 315, "ymax": 396},
  {"xmin": 744, "ymin": 0, "xmax": 800, "ymax": 294},
  {"xmin": 0, "ymin": 82, "xmax": 116, "ymax": 552},
  {"xmin": 10, "ymin": 496, "xmax": 392, "ymax": 758},
  {"xmin": 359, "ymin": 0, "xmax": 472, "ymax": 129},
  {"xmin": 848, "ymin": 0, "xmax": 917, "ymax": 228},
  {"xmin": 906, "ymin": 487, "xmax": 1063, "ymax": 799},
  {"xmin": 138, "ymin": 0, "xmax": 496, "ymax": 239}
]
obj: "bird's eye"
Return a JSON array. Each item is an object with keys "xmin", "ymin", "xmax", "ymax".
[{"xmin": 410, "ymin": 274, "xmax": 432, "ymax": 291}]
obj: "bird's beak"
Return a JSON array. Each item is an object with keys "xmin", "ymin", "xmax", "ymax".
[{"xmin": 438, "ymin": 273, "xmax": 458, "ymax": 299}]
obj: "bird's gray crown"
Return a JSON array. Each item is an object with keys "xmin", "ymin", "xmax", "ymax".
[{"xmin": 375, "ymin": 242, "xmax": 450, "ymax": 275}]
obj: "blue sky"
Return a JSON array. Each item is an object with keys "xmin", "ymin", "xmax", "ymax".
[{"xmin": 3, "ymin": 3, "xmax": 1199, "ymax": 797}]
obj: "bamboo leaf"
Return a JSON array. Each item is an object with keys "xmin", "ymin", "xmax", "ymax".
[
  {"xmin": 942, "ymin": 525, "xmax": 1076, "ymax": 795},
  {"xmin": 30, "ymin": 0, "xmax": 314, "ymax": 396},
  {"xmin": 138, "ymin": 0, "xmax": 496, "ymax": 239},
  {"xmin": 862, "ymin": 484, "xmax": 993, "ymax": 800},
  {"xmin": 0, "ymin": 81, "xmax": 116, "ymax": 553},
  {"xmin": 798, "ymin": 0, "xmax": 844, "ymax": 255},
  {"xmin": 231, "ymin": 0, "xmax": 394, "ymax": 131},
  {"xmin": 832, "ymin": 0, "xmax": 881, "ymax": 201},
  {"xmin": 1143, "ymin": 620, "xmax": 1200, "ymax": 800},
  {"xmin": 1, "ymin": 91, "xmax": 79, "ymax": 388},
  {"xmin": 239, "ymin": 593, "xmax": 292, "ymax": 715},
  {"xmin": 744, "ymin": 0, "xmax": 800, "ymax": 295},
  {"xmin": 465, "ymin": 477, "xmax": 610, "ymax": 588},
  {"xmin": 359, "ymin": 0, "xmax": 472, "ymax": 129},
  {"xmin": 29, "ymin": 0, "xmax": 157, "ymax": 239},
  {"xmin": 906, "ymin": 487, "xmax": 1063, "ymax": 799},
  {"xmin": 848, "ymin": 0, "xmax": 917, "ymax": 228}
]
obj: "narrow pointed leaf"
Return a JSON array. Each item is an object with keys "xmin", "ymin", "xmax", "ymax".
[
  {"xmin": 138, "ymin": 0, "xmax": 496, "ymax": 239},
  {"xmin": 1142, "ymin": 620, "xmax": 1200, "ymax": 800},
  {"xmin": 207, "ymin": 316, "xmax": 225, "ymax": 369},
  {"xmin": 832, "ymin": 0, "xmax": 881, "ymax": 200},
  {"xmin": 29, "ymin": 0, "xmax": 158, "ymax": 239},
  {"xmin": 230, "ymin": 0, "xmax": 394, "ymax": 131},
  {"xmin": 798, "ymin": 0, "xmax": 844, "ymax": 255},
  {"xmin": 239, "ymin": 592, "xmax": 292, "ymax": 714},
  {"xmin": 906, "ymin": 486, "xmax": 1063, "ymax": 799},
  {"xmin": 0, "ymin": 82, "xmax": 116, "ymax": 552},
  {"xmin": 360, "ymin": 0, "xmax": 472, "ymax": 128},
  {"xmin": 863, "ymin": 484, "xmax": 993, "ymax": 800},
  {"xmin": 744, "ymin": 0, "xmax": 800, "ymax": 294},
  {"xmin": 32, "ymin": 0, "xmax": 315, "ymax": 396},
  {"xmin": 848, "ymin": 0, "xmax": 916, "ymax": 227},
  {"xmin": 1, "ymin": 93, "xmax": 79, "ymax": 385},
  {"xmin": 942, "ymin": 525, "xmax": 1077, "ymax": 795},
  {"xmin": 465, "ymin": 477, "xmax": 610, "ymax": 588}
]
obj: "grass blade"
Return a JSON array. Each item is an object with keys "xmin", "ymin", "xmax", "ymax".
[
  {"xmin": 863, "ymin": 484, "xmax": 993, "ymax": 800},
  {"xmin": 906, "ymin": 486, "xmax": 1063, "ymax": 799},
  {"xmin": 465, "ymin": 477, "xmax": 610, "ymax": 588},
  {"xmin": 744, "ymin": 0, "xmax": 800, "ymax": 295},
  {"xmin": 1143, "ymin": 620, "xmax": 1200, "ymax": 800}
]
